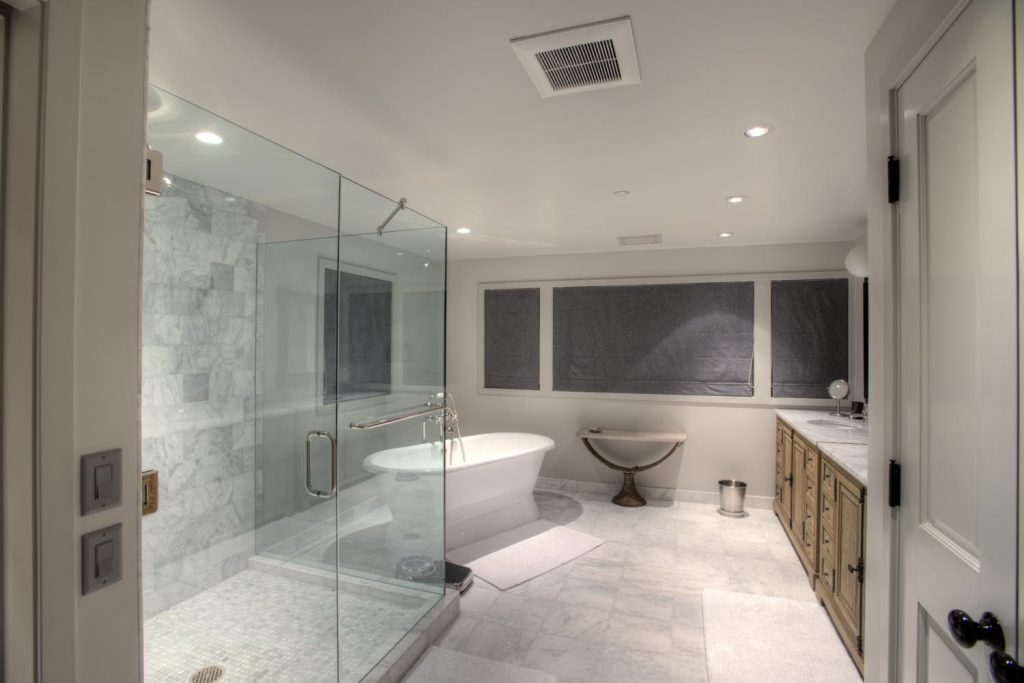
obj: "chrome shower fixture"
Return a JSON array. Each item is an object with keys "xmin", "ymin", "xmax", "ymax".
[{"xmin": 377, "ymin": 197, "xmax": 408, "ymax": 235}]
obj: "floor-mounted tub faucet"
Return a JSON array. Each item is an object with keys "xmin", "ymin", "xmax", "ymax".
[{"xmin": 423, "ymin": 392, "xmax": 466, "ymax": 465}]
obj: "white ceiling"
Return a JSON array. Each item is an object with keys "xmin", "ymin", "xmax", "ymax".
[{"xmin": 148, "ymin": 0, "xmax": 896, "ymax": 261}]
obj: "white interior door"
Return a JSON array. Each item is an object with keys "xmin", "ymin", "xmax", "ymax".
[{"xmin": 896, "ymin": 0, "xmax": 1018, "ymax": 680}]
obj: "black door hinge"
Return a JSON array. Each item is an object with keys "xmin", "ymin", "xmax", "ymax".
[
  {"xmin": 887, "ymin": 156, "xmax": 900, "ymax": 203},
  {"xmin": 856, "ymin": 635, "xmax": 863, "ymax": 655},
  {"xmin": 889, "ymin": 460, "xmax": 901, "ymax": 507}
]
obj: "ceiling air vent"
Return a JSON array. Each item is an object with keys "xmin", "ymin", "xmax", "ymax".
[
  {"xmin": 617, "ymin": 234, "xmax": 661, "ymax": 247},
  {"xmin": 512, "ymin": 17, "xmax": 641, "ymax": 98}
]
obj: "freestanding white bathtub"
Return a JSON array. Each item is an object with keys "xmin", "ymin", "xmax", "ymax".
[{"xmin": 363, "ymin": 432, "xmax": 555, "ymax": 552}]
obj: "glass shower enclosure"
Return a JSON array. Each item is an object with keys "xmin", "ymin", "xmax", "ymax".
[{"xmin": 142, "ymin": 86, "xmax": 446, "ymax": 682}]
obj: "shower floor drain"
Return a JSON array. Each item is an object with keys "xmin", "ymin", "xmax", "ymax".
[{"xmin": 189, "ymin": 665, "xmax": 225, "ymax": 683}]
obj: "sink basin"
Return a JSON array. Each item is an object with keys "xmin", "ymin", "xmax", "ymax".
[{"xmin": 807, "ymin": 418, "xmax": 864, "ymax": 430}]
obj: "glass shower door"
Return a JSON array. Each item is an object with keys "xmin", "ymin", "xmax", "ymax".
[
  {"xmin": 254, "ymin": 234, "xmax": 342, "ymax": 681},
  {"xmin": 329, "ymin": 183, "xmax": 448, "ymax": 679}
]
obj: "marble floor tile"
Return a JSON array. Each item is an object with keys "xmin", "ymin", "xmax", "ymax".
[
  {"xmin": 505, "ymin": 567, "xmax": 567, "ymax": 600},
  {"xmin": 461, "ymin": 620, "xmax": 538, "ymax": 664},
  {"xmin": 612, "ymin": 583, "xmax": 676, "ymax": 622},
  {"xmin": 557, "ymin": 577, "xmax": 617, "ymax": 610},
  {"xmin": 567, "ymin": 556, "xmax": 625, "ymax": 583},
  {"xmin": 626, "ymin": 543, "xmax": 676, "ymax": 569},
  {"xmin": 671, "ymin": 648, "xmax": 711, "ymax": 683},
  {"xmin": 671, "ymin": 619, "xmax": 707, "ymax": 656},
  {"xmin": 604, "ymin": 613, "xmax": 673, "ymax": 654},
  {"xmin": 591, "ymin": 646, "xmax": 672, "ymax": 683},
  {"xmin": 434, "ymin": 490, "xmax": 843, "ymax": 683},
  {"xmin": 540, "ymin": 602, "xmax": 612, "ymax": 643},
  {"xmin": 457, "ymin": 582, "xmax": 499, "ymax": 616},
  {"xmin": 522, "ymin": 635, "xmax": 603, "ymax": 683},
  {"xmin": 436, "ymin": 616, "xmax": 479, "ymax": 651},
  {"xmin": 482, "ymin": 593, "xmax": 552, "ymax": 632}
]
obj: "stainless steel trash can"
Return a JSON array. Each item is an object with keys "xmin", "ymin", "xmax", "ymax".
[{"xmin": 718, "ymin": 479, "xmax": 747, "ymax": 518}]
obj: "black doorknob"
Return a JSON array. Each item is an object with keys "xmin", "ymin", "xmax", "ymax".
[
  {"xmin": 948, "ymin": 610, "xmax": 1005, "ymax": 651},
  {"xmin": 991, "ymin": 652, "xmax": 1024, "ymax": 683}
]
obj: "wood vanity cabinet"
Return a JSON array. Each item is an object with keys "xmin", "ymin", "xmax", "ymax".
[
  {"xmin": 774, "ymin": 419, "xmax": 817, "ymax": 581},
  {"xmin": 818, "ymin": 461, "xmax": 865, "ymax": 675},
  {"xmin": 773, "ymin": 417, "xmax": 865, "ymax": 676}
]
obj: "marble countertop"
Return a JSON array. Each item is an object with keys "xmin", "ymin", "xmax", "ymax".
[
  {"xmin": 775, "ymin": 409, "xmax": 868, "ymax": 486},
  {"xmin": 816, "ymin": 442, "xmax": 868, "ymax": 487}
]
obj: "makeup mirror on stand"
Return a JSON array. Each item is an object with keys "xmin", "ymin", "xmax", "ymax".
[{"xmin": 828, "ymin": 379, "xmax": 850, "ymax": 416}]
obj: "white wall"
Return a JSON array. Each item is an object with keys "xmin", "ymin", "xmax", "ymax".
[{"xmin": 447, "ymin": 241, "xmax": 854, "ymax": 500}]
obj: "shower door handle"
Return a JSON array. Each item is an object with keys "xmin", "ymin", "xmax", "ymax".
[{"xmin": 305, "ymin": 431, "xmax": 337, "ymax": 498}]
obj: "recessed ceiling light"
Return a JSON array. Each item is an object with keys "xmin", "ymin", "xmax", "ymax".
[
  {"xmin": 612, "ymin": 190, "xmax": 630, "ymax": 198},
  {"xmin": 224, "ymin": 196, "xmax": 236, "ymax": 203},
  {"xmin": 396, "ymin": 252, "xmax": 404, "ymax": 256},
  {"xmin": 725, "ymin": 195, "xmax": 747, "ymax": 204},
  {"xmin": 456, "ymin": 227, "xmax": 472, "ymax": 235},
  {"xmin": 162, "ymin": 176, "xmax": 173, "ymax": 186},
  {"xmin": 195, "ymin": 131, "xmax": 223, "ymax": 145},
  {"xmin": 744, "ymin": 124, "xmax": 774, "ymax": 138},
  {"xmin": 423, "ymin": 262, "xmax": 430, "ymax": 268},
  {"xmin": 719, "ymin": 232, "xmax": 733, "ymax": 238}
]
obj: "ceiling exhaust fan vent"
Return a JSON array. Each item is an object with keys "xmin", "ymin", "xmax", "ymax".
[
  {"xmin": 617, "ymin": 234, "xmax": 662, "ymax": 247},
  {"xmin": 512, "ymin": 17, "xmax": 641, "ymax": 98}
]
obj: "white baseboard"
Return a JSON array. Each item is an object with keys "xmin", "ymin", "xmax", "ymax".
[{"xmin": 536, "ymin": 476, "xmax": 774, "ymax": 510}]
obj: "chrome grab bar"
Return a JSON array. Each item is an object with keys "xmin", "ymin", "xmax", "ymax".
[
  {"xmin": 305, "ymin": 431, "xmax": 337, "ymax": 498},
  {"xmin": 349, "ymin": 403, "xmax": 444, "ymax": 431}
]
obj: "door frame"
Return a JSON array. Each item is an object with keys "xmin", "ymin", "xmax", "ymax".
[{"xmin": 865, "ymin": 0, "xmax": 1020, "ymax": 680}]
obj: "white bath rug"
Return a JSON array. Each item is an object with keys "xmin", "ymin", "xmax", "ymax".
[
  {"xmin": 405, "ymin": 646, "xmax": 556, "ymax": 683},
  {"xmin": 447, "ymin": 520, "xmax": 604, "ymax": 591},
  {"xmin": 702, "ymin": 588, "xmax": 861, "ymax": 683}
]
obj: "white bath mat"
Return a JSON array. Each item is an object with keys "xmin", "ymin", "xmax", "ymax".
[
  {"xmin": 702, "ymin": 588, "xmax": 861, "ymax": 683},
  {"xmin": 447, "ymin": 520, "xmax": 604, "ymax": 591},
  {"xmin": 405, "ymin": 647, "xmax": 556, "ymax": 683}
]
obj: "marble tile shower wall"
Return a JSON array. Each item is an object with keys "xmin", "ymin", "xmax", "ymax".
[{"xmin": 141, "ymin": 174, "xmax": 266, "ymax": 618}]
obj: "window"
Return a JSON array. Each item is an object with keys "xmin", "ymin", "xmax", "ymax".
[
  {"xmin": 552, "ymin": 282, "xmax": 755, "ymax": 396},
  {"xmin": 323, "ymin": 267, "xmax": 392, "ymax": 402},
  {"xmin": 484, "ymin": 288, "xmax": 540, "ymax": 390},
  {"xmin": 771, "ymin": 278, "xmax": 849, "ymax": 398}
]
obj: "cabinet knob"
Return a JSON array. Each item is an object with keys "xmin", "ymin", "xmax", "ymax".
[{"xmin": 784, "ymin": 475, "xmax": 793, "ymax": 484}]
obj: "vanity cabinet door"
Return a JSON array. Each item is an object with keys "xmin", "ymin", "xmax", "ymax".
[
  {"xmin": 775, "ymin": 422, "xmax": 794, "ymax": 528},
  {"xmin": 834, "ymin": 472, "xmax": 865, "ymax": 646},
  {"xmin": 791, "ymin": 436, "xmax": 807, "ymax": 539}
]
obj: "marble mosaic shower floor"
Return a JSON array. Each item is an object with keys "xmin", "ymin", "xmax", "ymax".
[{"xmin": 143, "ymin": 569, "xmax": 435, "ymax": 683}]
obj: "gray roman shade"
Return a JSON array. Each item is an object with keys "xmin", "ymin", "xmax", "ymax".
[
  {"xmin": 771, "ymin": 278, "xmax": 849, "ymax": 398},
  {"xmin": 324, "ymin": 269, "xmax": 392, "ymax": 402},
  {"xmin": 553, "ymin": 282, "xmax": 755, "ymax": 396},
  {"xmin": 484, "ymin": 288, "xmax": 540, "ymax": 390}
]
